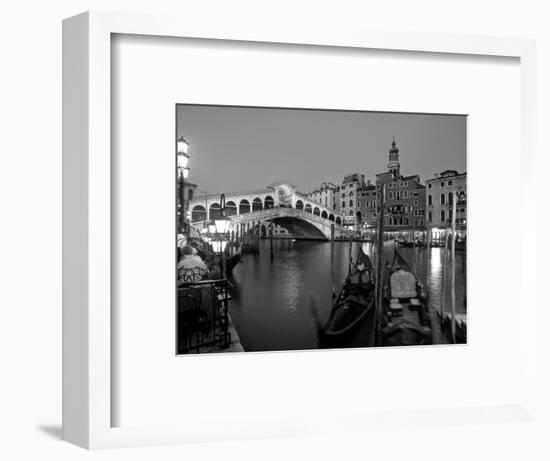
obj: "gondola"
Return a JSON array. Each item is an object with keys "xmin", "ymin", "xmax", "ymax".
[
  {"xmin": 381, "ymin": 244, "xmax": 432, "ymax": 346},
  {"xmin": 313, "ymin": 246, "xmax": 376, "ymax": 349}
]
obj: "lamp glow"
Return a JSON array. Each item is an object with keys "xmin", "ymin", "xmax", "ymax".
[
  {"xmin": 214, "ymin": 218, "xmax": 231, "ymax": 234},
  {"xmin": 177, "ymin": 153, "xmax": 189, "ymax": 169},
  {"xmin": 211, "ymin": 240, "xmax": 228, "ymax": 253},
  {"xmin": 177, "ymin": 136, "xmax": 189, "ymax": 155}
]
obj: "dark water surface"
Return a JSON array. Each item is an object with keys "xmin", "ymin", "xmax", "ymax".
[{"xmin": 229, "ymin": 239, "xmax": 466, "ymax": 352}]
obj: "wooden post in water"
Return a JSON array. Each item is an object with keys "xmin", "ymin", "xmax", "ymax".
[
  {"xmin": 331, "ymin": 223, "xmax": 335, "ymax": 298},
  {"xmin": 270, "ymin": 220, "xmax": 274, "ymax": 260},
  {"xmin": 348, "ymin": 234, "xmax": 353, "ymax": 276},
  {"xmin": 375, "ymin": 185, "xmax": 386, "ymax": 346},
  {"xmin": 450, "ymin": 191, "xmax": 457, "ymax": 343},
  {"xmin": 440, "ymin": 230, "xmax": 448, "ymax": 324},
  {"xmin": 412, "ymin": 230, "xmax": 417, "ymax": 274},
  {"xmin": 425, "ymin": 229, "xmax": 431, "ymax": 299}
]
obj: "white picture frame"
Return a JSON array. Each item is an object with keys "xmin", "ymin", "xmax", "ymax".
[{"xmin": 62, "ymin": 10, "xmax": 537, "ymax": 449}]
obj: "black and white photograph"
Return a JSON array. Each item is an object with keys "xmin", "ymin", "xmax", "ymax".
[{"xmin": 175, "ymin": 105, "xmax": 467, "ymax": 354}]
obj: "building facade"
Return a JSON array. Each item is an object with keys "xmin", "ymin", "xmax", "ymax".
[
  {"xmin": 356, "ymin": 182, "xmax": 378, "ymax": 232},
  {"xmin": 425, "ymin": 170, "xmax": 467, "ymax": 240},
  {"xmin": 338, "ymin": 173, "xmax": 366, "ymax": 228},
  {"xmin": 306, "ymin": 182, "xmax": 338, "ymax": 211},
  {"xmin": 374, "ymin": 139, "xmax": 427, "ymax": 237}
]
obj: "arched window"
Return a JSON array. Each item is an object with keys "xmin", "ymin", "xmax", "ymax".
[
  {"xmin": 441, "ymin": 210, "xmax": 446, "ymax": 223},
  {"xmin": 264, "ymin": 196, "xmax": 274, "ymax": 209},
  {"xmin": 329, "ymin": 214, "xmax": 335, "ymax": 222},
  {"xmin": 356, "ymin": 211, "xmax": 362, "ymax": 221},
  {"xmin": 449, "ymin": 192, "xmax": 453, "ymax": 205},
  {"xmin": 304, "ymin": 203, "xmax": 312, "ymax": 213},
  {"xmin": 252, "ymin": 197, "xmax": 263, "ymax": 212},
  {"xmin": 342, "ymin": 192, "xmax": 346, "ymax": 199},
  {"xmin": 404, "ymin": 217, "xmax": 409, "ymax": 225},
  {"xmin": 341, "ymin": 201, "xmax": 346, "ymax": 209},
  {"xmin": 209, "ymin": 202, "xmax": 221, "ymax": 219},
  {"xmin": 225, "ymin": 201, "xmax": 237, "ymax": 216},
  {"xmin": 191, "ymin": 205, "xmax": 206, "ymax": 222},
  {"xmin": 239, "ymin": 199, "xmax": 251, "ymax": 214},
  {"xmin": 188, "ymin": 189, "xmax": 194, "ymax": 200},
  {"xmin": 295, "ymin": 200, "xmax": 304, "ymax": 210},
  {"xmin": 321, "ymin": 210, "xmax": 328, "ymax": 219},
  {"xmin": 349, "ymin": 200, "xmax": 353, "ymax": 207}
]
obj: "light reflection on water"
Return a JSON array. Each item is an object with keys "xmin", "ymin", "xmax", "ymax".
[{"xmin": 229, "ymin": 239, "xmax": 466, "ymax": 352}]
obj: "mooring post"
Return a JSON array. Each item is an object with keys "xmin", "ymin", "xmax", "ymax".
[
  {"xmin": 450, "ymin": 191, "xmax": 457, "ymax": 343},
  {"xmin": 270, "ymin": 221, "xmax": 274, "ymax": 260},
  {"xmin": 375, "ymin": 185, "xmax": 386, "ymax": 346},
  {"xmin": 331, "ymin": 223, "xmax": 335, "ymax": 298},
  {"xmin": 441, "ymin": 230, "xmax": 448, "ymax": 325}
]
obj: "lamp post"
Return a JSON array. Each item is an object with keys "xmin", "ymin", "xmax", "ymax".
[
  {"xmin": 210, "ymin": 194, "xmax": 231, "ymax": 279},
  {"xmin": 177, "ymin": 136, "xmax": 190, "ymax": 233}
]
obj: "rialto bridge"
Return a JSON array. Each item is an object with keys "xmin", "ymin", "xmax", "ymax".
[{"xmin": 188, "ymin": 181, "xmax": 350, "ymax": 240}]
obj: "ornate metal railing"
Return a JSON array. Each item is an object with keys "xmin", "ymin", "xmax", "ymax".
[{"xmin": 177, "ymin": 277, "xmax": 231, "ymax": 354}]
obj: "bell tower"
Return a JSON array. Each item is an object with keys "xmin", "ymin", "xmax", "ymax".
[{"xmin": 388, "ymin": 137, "xmax": 400, "ymax": 177}]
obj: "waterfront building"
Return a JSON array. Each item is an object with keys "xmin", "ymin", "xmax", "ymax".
[
  {"xmin": 339, "ymin": 173, "xmax": 366, "ymax": 228},
  {"xmin": 356, "ymin": 181, "xmax": 378, "ymax": 233},
  {"xmin": 425, "ymin": 170, "xmax": 467, "ymax": 241},
  {"xmin": 374, "ymin": 138, "xmax": 427, "ymax": 238},
  {"xmin": 306, "ymin": 181, "xmax": 338, "ymax": 211}
]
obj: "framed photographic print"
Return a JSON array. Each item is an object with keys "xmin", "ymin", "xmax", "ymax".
[
  {"xmin": 63, "ymin": 11, "xmax": 537, "ymax": 449},
  {"xmin": 175, "ymin": 104, "xmax": 467, "ymax": 355}
]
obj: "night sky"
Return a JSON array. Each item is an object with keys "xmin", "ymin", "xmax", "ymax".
[{"xmin": 176, "ymin": 105, "xmax": 466, "ymax": 195}]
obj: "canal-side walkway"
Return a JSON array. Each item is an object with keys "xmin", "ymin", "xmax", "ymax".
[{"xmin": 185, "ymin": 314, "xmax": 245, "ymax": 354}]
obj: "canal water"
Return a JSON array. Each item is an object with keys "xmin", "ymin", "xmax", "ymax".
[{"xmin": 229, "ymin": 239, "xmax": 467, "ymax": 352}]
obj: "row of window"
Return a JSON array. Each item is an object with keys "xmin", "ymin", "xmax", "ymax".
[
  {"xmin": 427, "ymin": 209, "xmax": 466, "ymax": 223},
  {"xmin": 427, "ymin": 192, "xmax": 466, "ymax": 206},
  {"xmin": 427, "ymin": 180, "xmax": 453, "ymax": 189},
  {"xmin": 388, "ymin": 181, "xmax": 409, "ymax": 188},
  {"xmin": 388, "ymin": 190, "xmax": 409, "ymax": 199}
]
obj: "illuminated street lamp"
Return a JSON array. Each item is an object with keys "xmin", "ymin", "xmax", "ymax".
[
  {"xmin": 177, "ymin": 136, "xmax": 190, "ymax": 233},
  {"xmin": 210, "ymin": 193, "xmax": 232, "ymax": 278},
  {"xmin": 177, "ymin": 136, "xmax": 189, "ymax": 156}
]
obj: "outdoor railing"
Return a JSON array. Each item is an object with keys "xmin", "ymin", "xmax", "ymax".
[{"xmin": 177, "ymin": 277, "xmax": 231, "ymax": 354}]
